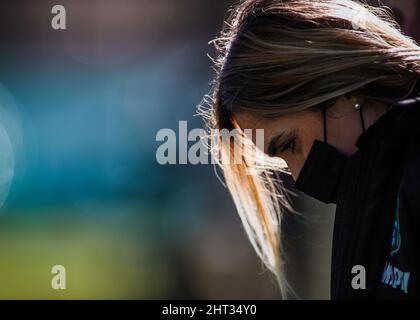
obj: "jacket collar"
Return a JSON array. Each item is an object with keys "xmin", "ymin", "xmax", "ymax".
[{"xmin": 356, "ymin": 95, "xmax": 420, "ymax": 150}]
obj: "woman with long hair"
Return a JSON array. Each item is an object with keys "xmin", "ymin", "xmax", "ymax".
[{"xmin": 202, "ymin": 0, "xmax": 420, "ymax": 299}]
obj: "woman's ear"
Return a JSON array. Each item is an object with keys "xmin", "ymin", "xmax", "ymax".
[
  {"xmin": 329, "ymin": 95, "xmax": 357, "ymax": 118},
  {"xmin": 344, "ymin": 94, "xmax": 364, "ymax": 108}
]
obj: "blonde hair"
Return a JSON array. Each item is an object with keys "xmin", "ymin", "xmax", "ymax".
[{"xmin": 200, "ymin": 0, "xmax": 420, "ymax": 298}]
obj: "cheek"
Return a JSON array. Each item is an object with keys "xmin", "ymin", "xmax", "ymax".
[
  {"xmin": 281, "ymin": 152, "xmax": 306, "ymax": 181},
  {"xmin": 281, "ymin": 133, "xmax": 317, "ymax": 180},
  {"xmin": 299, "ymin": 130, "xmax": 321, "ymax": 159},
  {"xmin": 302, "ymin": 138, "xmax": 316, "ymax": 160},
  {"xmin": 295, "ymin": 113, "xmax": 323, "ymax": 159}
]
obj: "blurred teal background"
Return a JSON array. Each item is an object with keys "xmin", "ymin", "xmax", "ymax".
[
  {"xmin": 0, "ymin": 0, "xmax": 416, "ymax": 299},
  {"xmin": 0, "ymin": 0, "xmax": 285, "ymax": 299}
]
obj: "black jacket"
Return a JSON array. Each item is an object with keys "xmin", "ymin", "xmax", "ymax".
[{"xmin": 330, "ymin": 89, "xmax": 420, "ymax": 299}]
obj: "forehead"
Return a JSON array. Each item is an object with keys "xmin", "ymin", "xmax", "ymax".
[
  {"xmin": 234, "ymin": 111, "xmax": 295, "ymax": 134},
  {"xmin": 234, "ymin": 111, "xmax": 317, "ymax": 152},
  {"xmin": 234, "ymin": 112, "xmax": 291, "ymax": 152},
  {"xmin": 235, "ymin": 110, "xmax": 317, "ymax": 131}
]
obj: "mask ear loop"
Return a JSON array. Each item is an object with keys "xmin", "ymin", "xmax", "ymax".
[
  {"xmin": 323, "ymin": 101, "xmax": 365, "ymax": 144},
  {"xmin": 322, "ymin": 106, "xmax": 328, "ymax": 143},
  {"xmin": 360, "ymin": 109, "xmax": 366, "ymax": 133},
  {"xmin": 355, "ymin": 102, "xmax": 366, "ymax": 133}
]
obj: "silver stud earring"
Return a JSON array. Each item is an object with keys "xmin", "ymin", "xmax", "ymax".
[{"xmin": 354, "ymin": 102, "xmax": 362, "ymax": 110}]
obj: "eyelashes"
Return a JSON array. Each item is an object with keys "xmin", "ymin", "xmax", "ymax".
[
  {"xmin": 273, "ymin": 132, "xmax": 298, "ymax": 156},
  {"xmin": 280, "ymin": 137, "xmax": 296, "ymax": 153},
  {"xmin": 268, "ymin": 131, "xmax": 299, "ymax": 157}
]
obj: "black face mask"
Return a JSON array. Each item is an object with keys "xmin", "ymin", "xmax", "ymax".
[{"xmin": 294, "ymin": 106, "xmax": 366, "ymax": 204}]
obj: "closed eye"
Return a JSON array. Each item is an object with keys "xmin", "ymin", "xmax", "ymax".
[
  {"xmin": 280, "ymin": 137, "xmax": 296, "ymax": 153},
  {"xmin": 267, "ymin": 131, "xmax": 298, "ymax": 157}
]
